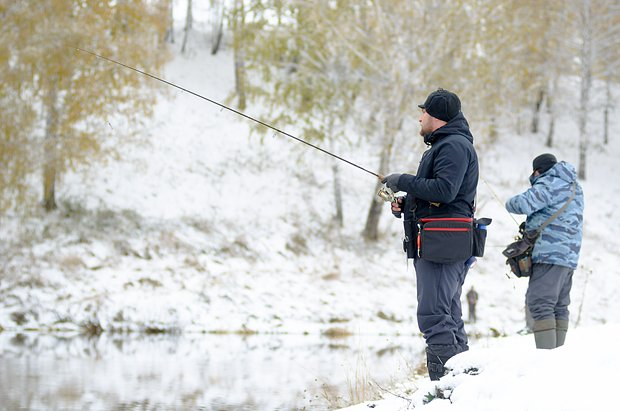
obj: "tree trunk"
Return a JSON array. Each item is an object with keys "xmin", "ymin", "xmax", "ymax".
[
  {"xmin": 577, "ymin": 0, "xmax": 592, "ymax": 180},
  {"xmin": 332, "ymin": 162, "xmax": 343, "ymax": 227},
  {"xmin": 43, "ymin": 79, "xmax": 59, "ymax": 211},
  {"xmin": 545, "ymin": 88, "xmax": 555, "ymax": 147},
  {"xmin": 362, "ymin": 91, "xmax": 407, "ymax": 241},
  {"xmin": 489, "ymin": 117, "xmax": 498, "ymax": 142},
  {"xmin": 531, "ymin": 89, "xmax": 544, "ymax": 134},
  {"xmin": 181, "ymin": 0, "xmax": 193, "ymax": 54},
  {"xmin": 329, "ymin": 131, "xmax": 343, "ymax": 227},
  {"xmin": 211, "ymin": 0, "xmax": 224, "ymax": 55},
  {"xmin": 362, "ymin": 138, "xmax": 392, "ymax": 241},
  {"xmin": 165, "ymin": 0, "xmax": 174, "ymax": 44},
  {"xmin": 233, "ymin": 0, "xmax": 247, "ymax": 110},
  {"xmin": 362, "ymin": 179, "xmax": 387, "ymax": 241},
  {"xmin": 545, "ymin": 111, "xmax": 555, "ymax": 148},
  {"xmin": 604, "ymin": 77, "xmax": 611, "ymax": 145}
]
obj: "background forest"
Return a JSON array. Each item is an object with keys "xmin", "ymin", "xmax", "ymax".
[{"xmin": 2, "ymin": 0, "xmax": 619, "ymax": 225}]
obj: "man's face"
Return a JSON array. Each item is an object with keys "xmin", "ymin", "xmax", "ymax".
[{"xmin": 419, "ymin": 109, "xmax": 433, "ymax": 137}]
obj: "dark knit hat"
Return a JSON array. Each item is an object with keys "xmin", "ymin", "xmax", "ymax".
[
  {"xmin": 418, "ymin": 88, "xmax": 461, "ymax": 122},
  {"xmin": 532, "ymin": 153, "xmax": 557, "ymax": 174}
]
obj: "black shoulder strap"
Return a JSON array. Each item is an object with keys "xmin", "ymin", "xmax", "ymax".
[{"xmin": 536, "ymin": 182, "xmax": 577, "ymax": 235}]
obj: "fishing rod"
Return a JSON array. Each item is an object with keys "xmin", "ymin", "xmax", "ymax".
[
  {"xmin": 73, "ymin": 48, "xmax": 386, "ymax": 185},
  {"xmin": 480, "ymin": 177, "xmax": 520, "ymax": 227}
]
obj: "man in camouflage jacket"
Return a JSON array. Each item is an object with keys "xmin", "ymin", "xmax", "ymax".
[{"xmin": 506, "ymin": 153, "xmax": 584, "ymax": 349}]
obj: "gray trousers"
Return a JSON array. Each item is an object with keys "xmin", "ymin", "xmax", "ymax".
[
  {"xmin": 414, "ymin": 258, "xmax": 469, "ymax": 347},
  {"xmin": 526, "ymin": 263, "xmax": 573, "ymax": 321}
]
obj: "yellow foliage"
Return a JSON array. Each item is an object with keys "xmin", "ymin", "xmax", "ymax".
[{"xmin": 0, "ymin": 0, "xmax": 171, "ymax": 212}]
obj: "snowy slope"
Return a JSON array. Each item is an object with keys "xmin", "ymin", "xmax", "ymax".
[{"xmin": 1, "ymin": 41, "xmax": 619, "ymax": 343}]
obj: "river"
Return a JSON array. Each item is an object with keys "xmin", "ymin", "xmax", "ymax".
[{"xmin": 0, "ymin": 332, "xmax": 427, "ymax": 410}]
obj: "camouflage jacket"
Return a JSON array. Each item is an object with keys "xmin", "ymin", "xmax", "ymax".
[{"xmin": 506, "ymin": 161, "xmax": 584, "ymax": 269}]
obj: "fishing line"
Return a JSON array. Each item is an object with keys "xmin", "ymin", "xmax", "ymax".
[
  {"xmin": 480, "ymin": 176, "xmax": 520, "ymax": 227},
  {"xmin": 73, "ymin": 47, "xmax": 380, "ymax": 178}
]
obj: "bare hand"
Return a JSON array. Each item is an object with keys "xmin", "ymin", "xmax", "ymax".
[{"xmin": 391, "ymin": 197, "xmax": 404, "ymax": 213}]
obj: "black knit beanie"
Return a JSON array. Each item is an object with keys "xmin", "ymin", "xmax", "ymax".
[
  {"xmin": 418, "ymin": 88, "xmax": 461, "ymax": 122},
  {"xmin": 532, "ymin": 153, "xmax": 557, "ymax": 174}
]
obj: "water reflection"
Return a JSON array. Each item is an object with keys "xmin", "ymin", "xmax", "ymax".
[{"xmin": 0, "ymin": 332, "xmax": 427, "ymax": 410}]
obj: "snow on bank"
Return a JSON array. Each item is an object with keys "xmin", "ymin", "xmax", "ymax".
[
  {"xmin": 1, "ymin": 37, "xmax": 619, "ymax": 341},
  {"xmin": 340, "ymin": 324, "xmax": 620, "ymax": 411}
]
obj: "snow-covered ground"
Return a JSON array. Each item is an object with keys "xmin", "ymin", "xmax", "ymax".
[
  {"xmin": 340, "ymin": 324, "xmax": 620, "ymax": 411},
  {"xmin": 1, "ymin": 31, "xmax": 619, "ymax": 410}
]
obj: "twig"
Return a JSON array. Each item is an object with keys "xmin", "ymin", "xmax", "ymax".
[
  {"xmin": 371, "ymin": 380, "xmax": 414, "ymax": 408},
  {"xmin": 575, "ymin": 268, "xmax": 591, "ymax": 327}
]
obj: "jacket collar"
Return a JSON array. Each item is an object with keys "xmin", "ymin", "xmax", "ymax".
[{"xmin": 424, "ymin": 112, "xmax": 473, "ymax": 146}]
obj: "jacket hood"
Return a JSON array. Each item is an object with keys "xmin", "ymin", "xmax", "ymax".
[
  {"xmin": 424, "ymin": 112, "xmax": 474, "ymax": 145},
  {"xmin": 530, "ymin": 161, "xmax": 578, "ymax": 185}
]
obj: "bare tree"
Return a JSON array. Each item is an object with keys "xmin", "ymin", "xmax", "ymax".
[
  {"xmin": 545, "ymin": 78, "xmax": 559, "ymax": 147},
  {"xmin": 165, "ymin": 0, "xmax": 175, "ymax": 44},
  {"xmin": 531, "ymin": 89, "xmax": 545, "ymax": 134},
  {"xmin": 42, "ymin": 76, "xmax": 60, "ymax": 211},
  {"xmin": 211, "ymin": 0, "xmax": 225, "ymax": 55},
  {"xmin": 232, "ymin": 0, "xmax": 246, "ymax": 110},
  {"xmin": 181, "ymin": 0, "xmax": 193, "ymax": 54},
  {"xmin": 573, "ymin": 0, "xmax": 620, "ymax": 178},
  {"xmin": 577, "ymin": 0, "xmax": 593, "ymax": 180},
  {"xmin": 1, "ymin": 0, "xmax": 169, "ymax": 212},
  {"xmin": 603, "ymin": 77, "xmax": 612, "ymax": 145}
]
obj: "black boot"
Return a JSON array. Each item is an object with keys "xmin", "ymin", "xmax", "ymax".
[{"xmin": 426, "ymin": 344, "xmax": 460, "ymax": 381}]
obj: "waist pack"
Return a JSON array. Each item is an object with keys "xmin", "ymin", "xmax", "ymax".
[
  {"xmin": 406, "ymin": 217, "xmax": 492, "ymax": 263},
  {"xmin": 502, "ymin": 223, "xmax": 537, "ymax": 277},
  {"xmin": 416, "ymin": 217, "xmax": 473, "ymax": 263}
]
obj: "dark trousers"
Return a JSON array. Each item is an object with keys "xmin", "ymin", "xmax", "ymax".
[
  {"xmin": 414, "ymin": 258, "xmax": 469, "ymax": 348},
  {"xmin": 526, "ymin": 263, "xmax": 573, "ymax": 321}
]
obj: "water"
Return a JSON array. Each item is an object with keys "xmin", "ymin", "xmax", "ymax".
[{"xmin": 0, "ymin": 332, "xmax": 427, "ymax": 410}]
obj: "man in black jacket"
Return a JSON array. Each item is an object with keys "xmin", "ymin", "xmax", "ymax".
[{"xmin": 381, "ymin": 89, "xmax": 479, "ymax": 380}]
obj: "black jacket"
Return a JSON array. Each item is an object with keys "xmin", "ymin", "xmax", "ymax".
[{"xmin": 399, "ymin": 112, "xmax": 478, "ymax": 220}]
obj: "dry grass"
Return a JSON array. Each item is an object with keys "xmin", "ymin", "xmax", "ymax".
[
  {"xmin": 322, "ymin": 271, "xmax": 340, "ymax": 281},
  {"xmin": 58, "ymin": 254, "xmax": 85, "ymax": 272},
  {"xmin": 321, "ymin": 352, "xmax": 382, "ymax": 409},
  {"xmin": 285, "ymin": 232, "xmax": 308, "ymax": 255},
  {"xmin": 346, "ymin": 356, "xmax": 377, "ymax": 406},
  {"xmin": 322, "ymin": 327, "xmax": 353, "ymax": 338},
  {"xmin": 79, "ymin": 319, "xmax": 104, "ymax": 336}
]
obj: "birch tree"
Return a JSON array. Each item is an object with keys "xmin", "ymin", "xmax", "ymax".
[
  {"xmin": 0, "ymin": 0, "xmax": 170, "ymax": 212},
  {"xmin": 598, "ymin": 1, "xmax": 620, "ymax": 145},
  {"xmin": 181, "ymin": 0, "xmax": 193, "ymax": 54},
  {"xmin": 236, "ymin": 1, "xmax": 358, "ymax": 225},
  {"xmin": 165, "ymin": 0, "xmax": 175, "ymax": 44},
  {"xmin": 231, "ymin": 0, "xmax": 248, "ymax": 110},
  {"xmin": 211, "ymin": 0, "xmax": 225, "ymax": 55},
  {"xmin": 576, "ymin": 0, "xmax": 594, "ymax": 180},
  {"xmin": 572, "ymin": 0, "xmax": 620, "ymax": 179}
]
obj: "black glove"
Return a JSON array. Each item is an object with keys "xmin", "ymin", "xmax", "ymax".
[{"xmin": 382, "ymin": 173, "xmax": 402, "ymax": 192}]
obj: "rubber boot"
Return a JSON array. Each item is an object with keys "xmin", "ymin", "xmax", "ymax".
[
  {"xmin": 533, "ymin": 318, "xmax": 556, "ymax": 349},
  {"xmin": 556, "ymin": 319, "xmax": 569, "ymax": 347},
  {"xmin": 426, "ymin": 344, "xmax": 459, "ymax": 381}
]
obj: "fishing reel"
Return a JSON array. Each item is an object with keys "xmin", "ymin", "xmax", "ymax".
[{"xmin": 377, "ymin": 185, "xmax": 397, "ymax": 203}]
